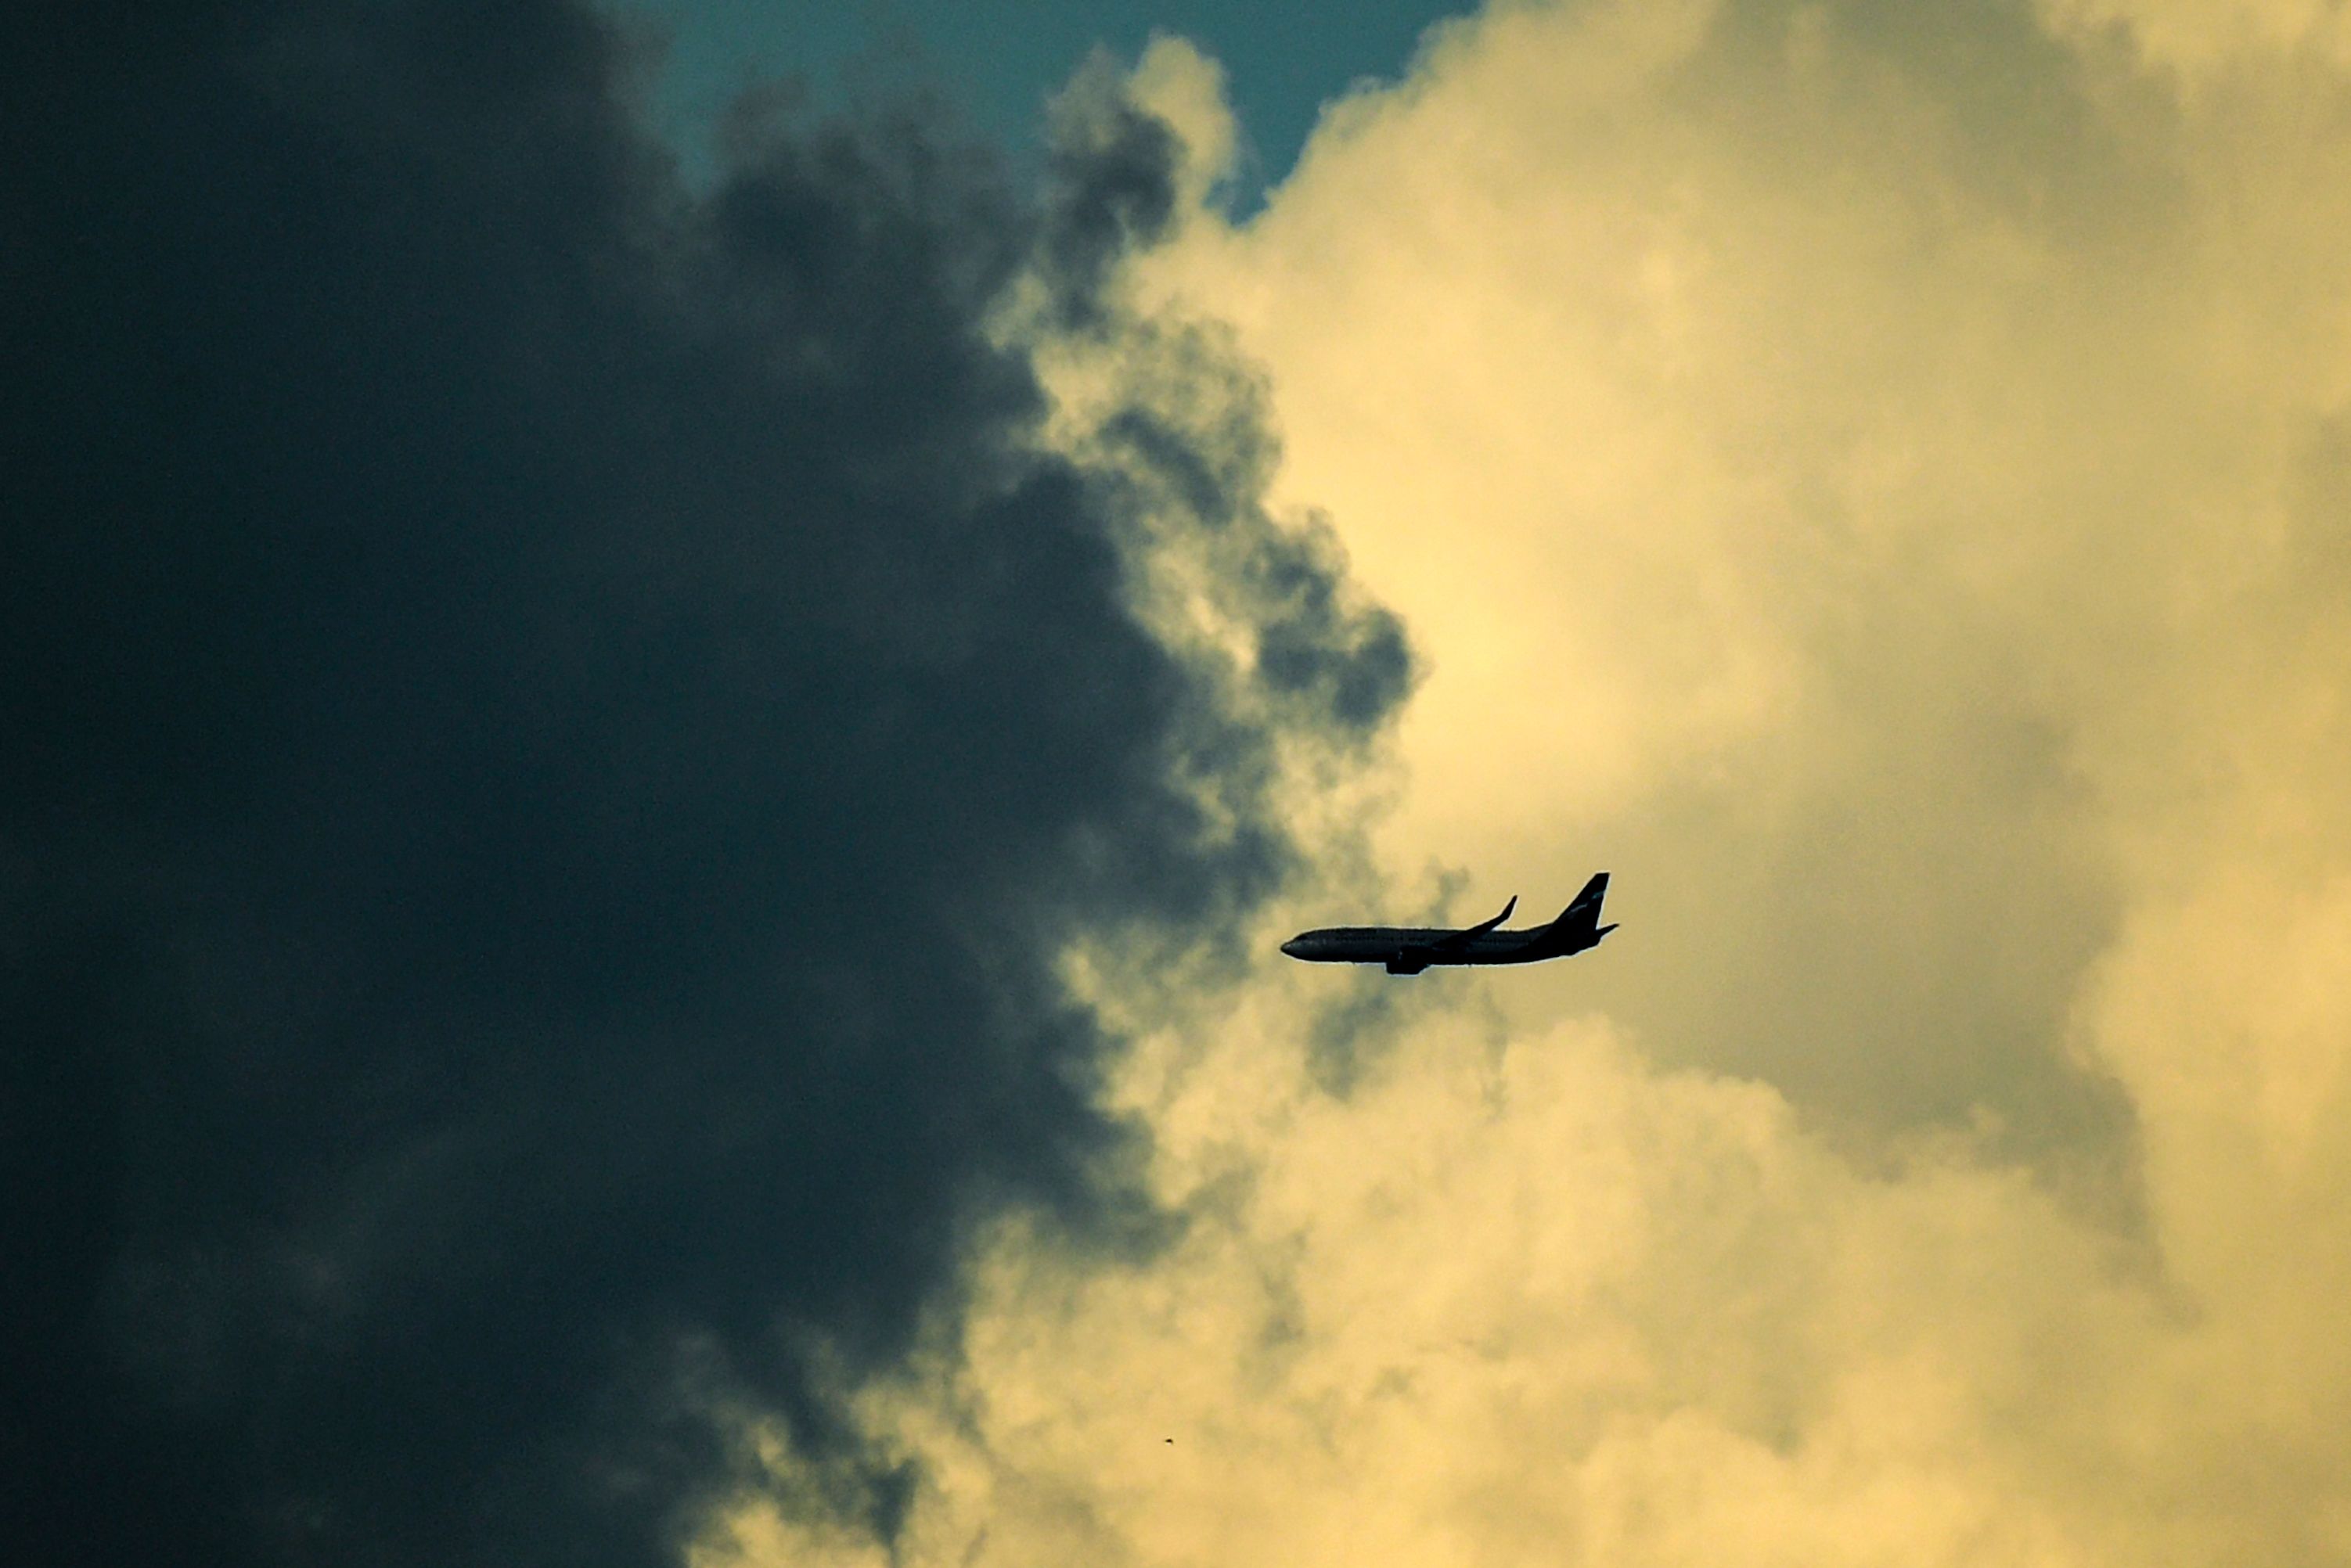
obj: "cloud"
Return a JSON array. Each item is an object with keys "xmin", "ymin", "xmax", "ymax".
[
  {"xmin": 0, "ymin": 5, "xmax": 1405, "ymax": 1564},
  {"xmin": 1133, "ymin": 0, "xmax": 2351, "ymax": 1161},
  {"xmin": 696, "ymin": 5, "xmax": 2351, "ymax": 1563},
  {"xmin": 2036, "ymin": 0, "xmax": 2351, "ymax": 72}
]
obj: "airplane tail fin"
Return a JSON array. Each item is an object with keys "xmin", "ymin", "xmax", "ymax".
[{"xmin": 1528, "ymin": 872, "xmax": 1611, "ymax": 956}]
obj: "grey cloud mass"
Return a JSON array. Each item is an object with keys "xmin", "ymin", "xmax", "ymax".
[{"xmin": 0, "ymin": 3, "xmax": 1405, "ymax": 1563}]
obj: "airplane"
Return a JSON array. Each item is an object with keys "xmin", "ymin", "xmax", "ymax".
[{"xmin": 1280, "ymin": 872, "xmax": 1616, "ymax": 975}]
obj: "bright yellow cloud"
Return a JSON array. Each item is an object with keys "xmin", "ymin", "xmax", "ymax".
[
  {"xmin": 2038, "ymin": 0, "xmax": 2351, "ymax": 72},
  {"xmin": 699, "ymin": 3, "xmax": 2351, "ymax": 1562}
]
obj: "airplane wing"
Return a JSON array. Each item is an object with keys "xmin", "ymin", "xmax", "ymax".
[{"xmin": 1430, "ymin": 894, "xmax": 1516, "ymax": 953}]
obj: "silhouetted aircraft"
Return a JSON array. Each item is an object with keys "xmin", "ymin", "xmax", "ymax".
[{"xmin": 1280, "ymin": 873, "xmax": 1616, "ymax": 975}]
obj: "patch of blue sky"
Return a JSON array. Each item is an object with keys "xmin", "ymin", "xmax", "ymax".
[{"xmin": 601, "ymin": 0, "xmax": 1473, "ymax": 211}]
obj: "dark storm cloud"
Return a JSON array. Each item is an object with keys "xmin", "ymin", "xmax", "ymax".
[
  {"xmin": 1090, "ymin": 328, "xmax": 1415, "ymax": 740},
  {"xmin": 0, "ymin": 4, "xmax": 1404, "ymax": 1563},
  {"xmin": 1037, "ymin": 63, "xmax": 1183, "ymax": 329}
]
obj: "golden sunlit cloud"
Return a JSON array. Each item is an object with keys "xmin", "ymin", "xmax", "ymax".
[{"xmin": 700, "ymin": 2, "xmax": 2351, "ymax": 1560}]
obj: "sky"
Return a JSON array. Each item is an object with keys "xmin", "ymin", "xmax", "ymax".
[
  {"xmin": 10, "ymin": 2, "xmax": 2351, "ymax": 1566},
  {"xmin": 602, "ymin": 0, "xmax": 1474, "ymax": 203}
]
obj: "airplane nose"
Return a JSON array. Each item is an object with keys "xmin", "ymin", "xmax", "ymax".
[{"xmin": 1280, "ymin": 937, "xmax": 1304, "ymax": 958}]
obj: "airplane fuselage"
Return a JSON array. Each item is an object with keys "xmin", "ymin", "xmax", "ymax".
[
  {"xmin": 1280, "ymin": 926, "xmax": 1600, "ymax": 966},
  {"xmin": 1281, "ymin": 872, "xmax": 1616, "ymax": 975}
]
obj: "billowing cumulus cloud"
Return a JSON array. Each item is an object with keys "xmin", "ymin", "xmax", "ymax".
[
  {"xmin": 698, "ymin": 4, "xmax": 2351, "ymax": 1563},
  {"xmin": 2039, "ymin": 0, "xmax": 2351, "ymax": 70},
  {"xmin": 0, "ymin": 5, "xmax": 1404, "ymax": 1565}
]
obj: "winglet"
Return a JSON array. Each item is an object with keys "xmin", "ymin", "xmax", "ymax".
[{"xmin": 1431, "ymin": 895, "xmax": 1518, "ymax": 955}]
